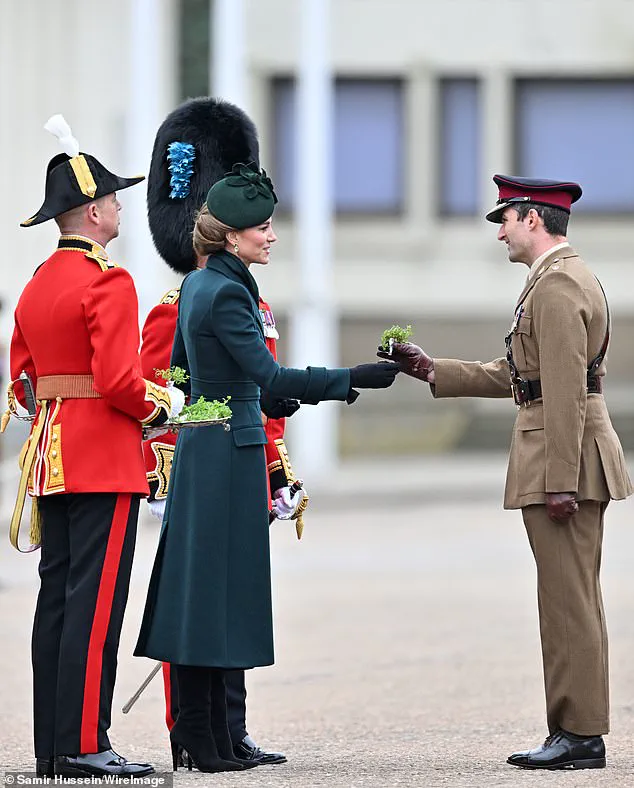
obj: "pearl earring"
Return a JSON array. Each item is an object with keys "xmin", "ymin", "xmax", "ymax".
[{"xmin": 233, "ymin": 243, "xmax": 239, "ymax": 254}]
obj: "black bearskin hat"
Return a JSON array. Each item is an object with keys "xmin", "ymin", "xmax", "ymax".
[{"xmin": 147, "ymin": 97, "xmax": 259, "ymax": 274}]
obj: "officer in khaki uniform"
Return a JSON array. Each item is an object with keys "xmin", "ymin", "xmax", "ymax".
[{"xmin": 384, "ymin": 175, "xmax": 632, "ymax": 771}]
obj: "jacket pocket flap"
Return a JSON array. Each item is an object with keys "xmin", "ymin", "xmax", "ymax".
[
  {"xmin": 515, "ymin": 315, "xmax": 532, "ymax": 335},
  {"xmin": 516, "ymin": 404, "xmax": 544, "ymax": 431},
  {"xmin": 231, "ymin": 426, "xmax": 267, "ymax": 447}
]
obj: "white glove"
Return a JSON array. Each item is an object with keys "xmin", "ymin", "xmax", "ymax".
[
  {"xmin": 147, "ymin": 498, "xmax": 166, "ymax": 521},
  {"xmin": 271, "ymin": 485, "xmax": 306, "ymax": 520},
  {"xmin": 168, "ymin": 386, "xmax": 185, "ymax": 419}
]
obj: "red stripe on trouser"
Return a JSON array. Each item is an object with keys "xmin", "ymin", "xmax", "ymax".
[
  {"xmin": 80, "ymin": 494, "xmax": 132, "ymax": 753},
  {"xmin": 163, "ymin": 663, "xmax": 175, "ymax": 731}
]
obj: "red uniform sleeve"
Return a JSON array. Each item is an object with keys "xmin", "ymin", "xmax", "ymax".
[
  {"xmin": 141, "ymin": 301, "xmax": 179, "ymax": 500},
  {"xmin": 141, "ymin": 302, "xmax": 179, "ymax": 383},
  {"xmin": 82, "ymin": 267, "xmax": 170, "ymax": 424},
  {"xmin": 9, "ymin": 316, "xmax": 37, "ymax": 409}
]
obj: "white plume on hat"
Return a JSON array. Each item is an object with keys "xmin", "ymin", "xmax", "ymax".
[{"xmin": 44, "ymin": 114, "xmax": 80, "ymax": 158}]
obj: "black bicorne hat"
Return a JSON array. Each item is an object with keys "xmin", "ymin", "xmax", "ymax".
[
  {"xmin": 146, "ymin": 97, "xmax": 260, "ymax": 274},
  {"xmin": 21, "ymin": 152, "xmax": 144, "ymax": 228}
]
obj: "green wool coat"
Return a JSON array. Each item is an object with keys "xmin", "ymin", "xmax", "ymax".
[{"xmin": 135, "ymin": 250, "xmax": 351, "ymax": 668}]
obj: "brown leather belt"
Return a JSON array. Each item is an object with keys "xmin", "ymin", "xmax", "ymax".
[
  {"xmin": 512, "ymin": 375, "xmax": 602, "ymax": 406},
  {"xmin": 36, "ymin": 374, "xmax": 102, "ymax": 400}
]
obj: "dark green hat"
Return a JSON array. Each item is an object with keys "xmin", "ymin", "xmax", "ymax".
[{"xmin": 206, "ymin": 162, "xmax": 277, "ymax": 229}]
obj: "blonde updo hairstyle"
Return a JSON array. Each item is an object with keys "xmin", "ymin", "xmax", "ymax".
[{"xmin": 193, "ymin": 204, "xmax": 235, "ymax": 256}]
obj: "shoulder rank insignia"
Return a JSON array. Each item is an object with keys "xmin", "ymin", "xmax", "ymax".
[
  {"xmin": 159, "ymin": 287, "xmax": 181, "ymax": 305},
  {"xmin": 85, "ymin": 251, "xmax": 118, "ymax": 271}
]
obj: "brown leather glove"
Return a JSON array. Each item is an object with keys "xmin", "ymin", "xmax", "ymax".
[
  {"xmin": 377, "ymin": 342, "xmax": 435, "ymax": 383},
  {"xmin": 546, "ymin": 492, "xmax": 579, "ymax": 523}
]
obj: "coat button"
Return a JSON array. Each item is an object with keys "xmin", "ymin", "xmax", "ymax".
[
  {"xmin": 52, "ymin": 434, "xmax": 58, "ymax": 442},
  {"xmin": 52, "ymin": 468, "xmax": 59, "ymax": 476},
  {"xmin": 51, "ymin": 450, "xmax": 58, "ymax": 459}
]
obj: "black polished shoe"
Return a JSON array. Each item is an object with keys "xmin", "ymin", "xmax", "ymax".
[
  {"xmin": 507, "ymin": 730, "xmax": 606, "ymax": 770},
  {"xmin": 36, "ymin": 758, "xmax": 54, "ymax": 777},
  {"xmin": 234, "ymin": 734, "xmax": 287, "ymax": 765},
  {"xmin": 54, "ymin": 749, "xmax": 154, "ymax": 777}
]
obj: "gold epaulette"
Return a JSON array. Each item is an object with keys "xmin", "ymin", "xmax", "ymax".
[
  {"xmin": 159, "ymin": 287, "xmax": 181, "ymax": 305},
  {"xmin": 85, "ymin": 251, "xmax": 119, "ymax": 271}
]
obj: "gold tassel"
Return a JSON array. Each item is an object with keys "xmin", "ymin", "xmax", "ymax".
[
  {"xmin": 1, "ymin": 382, "xmax": 16, "ymax": 433},
  {"xmin": 294, "ymin": 493, "xmax": 309, "ymax": 540},
  {"xmin": 30, "ymin": 497, "xmax": 42, "ymax": 546}
]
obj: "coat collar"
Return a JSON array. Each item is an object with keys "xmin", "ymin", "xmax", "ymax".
[
  {"xmin": 514, "ymin": 245, "xmax": 579, "ymax": 308},
  {"xmin": 205, "ymin": 250, "xmax": 260, "ymax": 304}
]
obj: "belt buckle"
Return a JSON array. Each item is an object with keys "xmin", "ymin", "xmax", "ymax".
[{"xmin": 511, "ymin": 380, "xmax": 532, "ymax": 409}]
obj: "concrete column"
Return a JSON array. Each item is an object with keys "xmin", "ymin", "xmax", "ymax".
[
  {"xmin": 288, "ymin": 0, "xmax": 338, "ymax": 480},
  {"xmin": 124, "ymin": 0, "xmax": 165, "ymax": 322},
  {"xmin": 211, "ymin": 0, "xmax": 246, "ymax": 108}
]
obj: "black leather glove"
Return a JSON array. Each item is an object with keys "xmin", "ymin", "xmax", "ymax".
[
  {"xmin": 260, "ymin": 392, "xmax": 301, "ymax": 420},
  {"xmin": 348, "ymin": 362, "xmax": 400, "ymax": 389}
]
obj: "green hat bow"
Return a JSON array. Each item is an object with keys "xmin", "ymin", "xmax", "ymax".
[{"xmin": 206, "ymin": 161, "xmax": 277, "ymax": 229}]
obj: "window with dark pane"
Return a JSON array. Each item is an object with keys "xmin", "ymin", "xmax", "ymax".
[
  {"xmin": 439, "ymin": 78, "xmax": 480, "ymax": 216},
  {"xmin": 515, "ymin": 78, "xmax": 634, "ymax": 213},
  {"xmin": 273, "ymin": 77, "xmax": 404, "ymax": 214},
  {"xmin": 179, "ymin": 0, "xmax": 210, "ymax": 100}
]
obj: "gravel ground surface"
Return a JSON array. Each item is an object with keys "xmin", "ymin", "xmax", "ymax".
[{"xmin": 1, "ymin": 454, "xmax": 633, "ymax": 787}]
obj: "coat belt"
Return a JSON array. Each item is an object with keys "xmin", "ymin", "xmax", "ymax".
[
  {"xmin": 191, "ymin": 378, "xmax": 258, "ymax": 402},
  {"xmin": 36, "ymin": 374, "xmax": 102, "ymax": 400}
]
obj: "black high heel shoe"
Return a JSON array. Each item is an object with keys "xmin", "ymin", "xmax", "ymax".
[
  {"xmin": 170, "ymin": 664, "xmax": 246, "ymax": 773},
  {"xmin": 36, "ymin": 758, "xmax": 55, "ymax": 777},
  {"xmin": 170, "ymin": 722, "xmax": 244, "ymax": 773},
  {"xmin": 171, "ymin": 742, "xmax": 192, "ymax": 771}
]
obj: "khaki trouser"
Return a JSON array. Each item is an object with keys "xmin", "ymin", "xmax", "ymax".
[{"xmin": 522, "ymin": 500, "xmax": 609, "ymax": 736}]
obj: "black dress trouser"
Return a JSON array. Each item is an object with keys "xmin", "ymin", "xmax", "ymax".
[
  {"xmin": 33, "ymin": 493, "xmax": 140, "ymax": 758},
  {"xmin": 166, "ymin": 666, "xmax": 248, "ymax": 744}
]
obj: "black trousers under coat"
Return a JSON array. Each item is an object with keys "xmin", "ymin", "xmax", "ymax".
[{"xmin": 32, "ymin": 492, "xmax": 140, "ymax": 758}]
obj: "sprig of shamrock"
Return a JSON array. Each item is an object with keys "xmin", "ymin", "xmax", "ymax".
[
  {"xmin": 154, "ymin": 366, "xmax": 190, "ymax": 385},
  {"xmin": 176, "ymin": 396, "xmax": 232, "ymax": 422},
  {"xmin": 380, "ymin": 324, "xmax": 413, "ymax": 351}
]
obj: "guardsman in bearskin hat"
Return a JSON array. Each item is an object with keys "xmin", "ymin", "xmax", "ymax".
[
  {"xmin": 384, "ymin": 175, "xmax": 633, "ymax": 770},
  {"xmin": 4, "ymin": 116, "xmax": 184, "ymax": 778},
  {"xmin": 141, "ymin": 97, "xmax": 303, "ymax": 766}
]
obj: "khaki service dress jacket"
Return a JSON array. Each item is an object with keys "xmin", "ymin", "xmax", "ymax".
[{"xmin": 432, "ymin": 246, "xmax": 632, "ymax": 509}]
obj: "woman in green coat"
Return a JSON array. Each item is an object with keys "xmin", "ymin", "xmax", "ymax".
[{"xmin": 135, "ymin": 163, "xmax": 399, "ymax": 772}]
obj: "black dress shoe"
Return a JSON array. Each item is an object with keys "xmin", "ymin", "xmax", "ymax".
[
  {"xmin": 36, "ymin": 758, "xmax": 54, "ymax": 777},
  {"xmin": 507, "ymin": 730, "xmax": 605, "ymax": 770},
  {"xmin": 55, "ymin": 749, "xmax": 154, "ymax": 777},
  {"xmin": 234, "ymin": 734, "xmax": 287, "ymax": 765}
]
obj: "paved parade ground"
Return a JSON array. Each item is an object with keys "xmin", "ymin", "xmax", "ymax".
[{"xmin": 1, "ymin": 454, "xmax": 633, "ymax": 787}]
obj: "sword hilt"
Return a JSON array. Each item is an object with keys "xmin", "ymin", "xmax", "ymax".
[{"xmin": 19, "ymin": 371, "xmax": 36, "ymax": 416}]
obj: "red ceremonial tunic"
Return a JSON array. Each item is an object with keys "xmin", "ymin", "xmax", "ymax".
[
  {"xmin": 10, "ymin": 236, "xmax": 170, "ymax": 496},
  {"xmin": 141, "ymin": 286, "xmax": 286, "ymax": 504}
]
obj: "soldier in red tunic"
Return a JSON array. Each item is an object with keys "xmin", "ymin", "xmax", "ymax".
[
  {"xmin": 142, "ymin": 98, "xmax": 304, "ymax": 767},
  {"xmin": 5, "ymin": 116, "xmax": 183, "ymax": 779}
]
